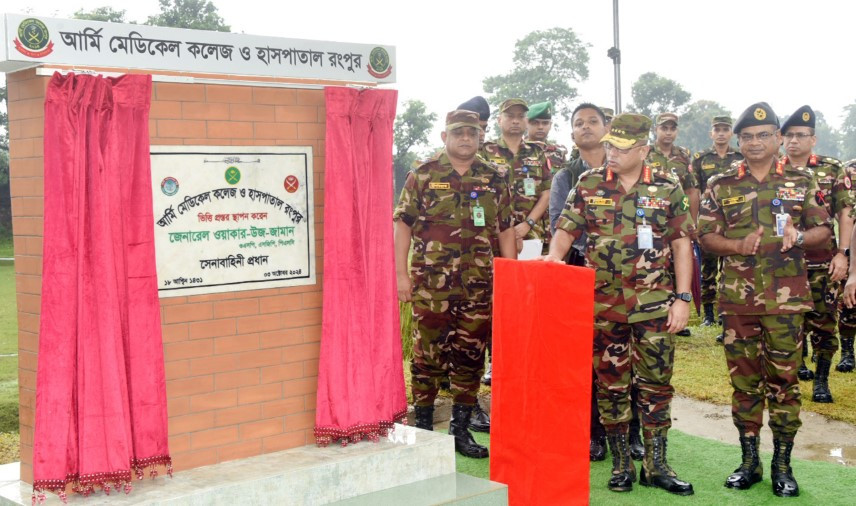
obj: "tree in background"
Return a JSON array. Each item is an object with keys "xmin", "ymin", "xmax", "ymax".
[
  {"xmin": 393, "ymin": 100, "xmax": 437, "ymax": 201},
  {"xmin": 72, "ymin": 7, "xmax": 129, "ymax": 23},
  {"xmin": 811, "ymin": 110, "xmax": 842, "ymax": 159},
  {"xmin": 628, "ymin": 72, "xmax": 691, "ymax": 119},
  {"xmin": 675, "ymin": 100, "xmax": 733, "ymax": 154},
  {"xmin": 482, "ymin": 28, "xmax": 590, "ymax": 122},
  {"xmin": 841, "ymin": 103, "xmax": 856, "ymax": 162},
  {"xmin": 146, "ymin": 0, "xmax": 230, "ymax": 31}
]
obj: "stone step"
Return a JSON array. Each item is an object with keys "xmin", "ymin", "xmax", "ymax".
[
  {"xmin": 0, "ymin": 424, "xmax": 455, "ymax": 505},
  {"xmin": 331, "ymin": 473, "xmax": 507, "ymax": 506}
]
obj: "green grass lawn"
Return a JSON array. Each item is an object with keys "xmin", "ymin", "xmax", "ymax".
[
  {"xmin": 0, "ymin": 236, "xmax": 12, "ymax": 258},
  {"xmin": 0, "ymin": 260, "xmax": 18, "ymax": 463},
  {"xmin": 458, "ymin": 429, "xmax": 856, "ymax": 504}
]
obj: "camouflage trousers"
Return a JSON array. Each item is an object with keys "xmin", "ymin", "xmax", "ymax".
[
  {"xmin": 804, "ymin": 267, "xmax": 839, "ymax": 360},
  {"xmin": 722, "ymin": 313, "xmax": 803, "ymax": 440},
  {"xmin": 701, "ymin": 251, "xmax": 719, "ymax": 305},
  {"xmin": 840, "ymin": 302, "xmax": 856, "ymax": 340},
  {"xmin": 593, "ymin": 317, "xmax": 675, "ymax": 435},
  {"xmin": 411, "ymin": 298, "xmax": 490, "ymax": 407}
]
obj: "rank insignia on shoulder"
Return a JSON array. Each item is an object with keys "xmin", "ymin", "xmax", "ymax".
[
  {"xmin": 694, "ymin": 152, "xmax": 700, "ymax": 159},
  {"xmin": 429, "ymin": 182, "xmax": 451, "ymax": 190},
  {"xmin": 587, "ymin": 197, "xmax": 614, "ymax": 206},
  {"xmin": 721, "ymin": 195, "xmax": 745, "ymax": 206}
]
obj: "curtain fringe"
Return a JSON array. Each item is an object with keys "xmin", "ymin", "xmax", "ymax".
[
  {"xmin": 314, "ymin": 409, "xmax": 408, "ymax": 447},
  {"xmin": 31, "ymin": 455, "xmax": 172, "ymax": 504}
]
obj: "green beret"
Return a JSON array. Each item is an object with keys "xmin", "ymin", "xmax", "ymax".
[
  {"xmin": 527, "ymin": 101, "xmax": 552, "ymax": 120},
  {"xmin": 733, "ymin": 102, "xmax": 779, "ymax": 134},
  {"xmin": 781, "ymin": 105, "xmax": 815, "ymax": 133}
]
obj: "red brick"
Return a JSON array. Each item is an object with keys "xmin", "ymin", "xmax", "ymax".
[
  {"xmin": 303, "ymin": 359, "xmax": 319, "ymax": 377},
  {"xmin": 169, "ymin": 434, "xmax": 192, "ymax": 454},
  {"xmin": 12, "ymin": 118, "xmax": 44, "ymax": 139},
  {"xmin": 215, "ymin": 404, "xmax": 262, "ymax": 427},
  {"xmin": 188, "ymin": 292, "xmax": 236, "ymax": 303},
  {"xmin": 18, "ymin": 369, "xmax": 35, "ymax": 390},
  {"xmin": 10, "ymin": 158, "xmax": 44, "ymax": 178},
  {"xmin": 15, "ymin": 293, "xmax": 38, "ymax": 314},
  {"xmin": 18, "ymin": 350, "xmax": 37, "ymax": 372},
  {"xmin": 17, "ymin": 312, "xmax": 39, "ymax": 334},
  {"xmin": 237, "ymin": 313, "xmax": 281, "ymax": 334},
  {"xmin": 282, "ymin": 343, "xmax": 319, "ymax": 363},
  {"xmin": 18, "ymin": 330, "xmax": 38, "ymax": 353},
  {"xmin": 172, "ymin": 448, "xmax": 218, "ymax": 472},
  {"xmin": 150, "ymin": 101, "xmax": 182, "ymax": 119},
  {"xmin": 206, "ymin": 85, "xmax": 252, "ymax": 103},
  {"xmin": 275, "ymin": 106, "xmax": 318, "ymax": 123},
  {"xmin": 230, "ymin": 104, "xmax": 275, "ymax": 122},
  {"xmin": 302, "ymin": 325, "xmax": 322, "ymax": 343},
  {"xmin": 281, "ymin": 308, "xmax": 322, "ymax": 329},
  {"xmin": 191, "ymin": 426, "xmax": 239, "ymax": 449},
  {"xmin": 8, "ymin": 98, "xmax": 44, "ymax": 120},
  {"xmin": 304, "ymin": 393, "xmax": 316, "ymax": 411},
  {"xmin": 14, "ymin": 256, "xmax": 40, "ymax": 276},
  {"xmin": 158, "ymin": 120, "xmax": 206, "ymax": 138},
  {"xmin": 190, "ymin": 354, "xmax": 239, "ymax": 375},
  {"xmin": 240, "ymin": 418, "xmax": 283, "ymax": 440},
  {"xmin": 301, "ymin": 291, "xmax": 322, "ymax": 309},
  {"xmin": 165, "ymin": 359, "xmax": 190, "ymax": 380},
  {"xmin": 260, "ymin": 328, "xmax": 303, "ymax": 349},
  {"xmin": 190, "ymin": 390, "xmax": 238, "ymax": 412},
  {"xmin": 238, "ymin": 383, "xmax": 281, "ymax": 405},
  {"xmin": 215, "ymin": 369, "xmax": 259, "ymax": 390},
  {"xmin": 238, "ymin": 349, "xmax": 281, "ymax": 369},
  {"xmin": 189, "ymin": 318, "xmax": 237, "ymax": 339},
  {"xmin": 23, "ymin": 237, "xmax": 43, "ymax": 256},
  {"xmin": 164, "ymin": 339, "xmax": 213, "ymax": 361},
  {"xmin": 213, "ymin": 299, "xmax": 258, "ymax": 318},
  {"xmin": 182, "ymin": 102, "xmax": 230, "ymax": 120},
  {"xmin": 11, "ymin": 217, "xmax": 42, "ymax": 237},
  {"xmin": 19, "ymin": 405, "xmax": 33, "ymax": 427},
  {"xmin": 298, "ymin": 123, "xmax": 325, "ymax": 140},
  {"xmin": 9, "ymin": 178, "xmax": 43, "ymax": 198},
  {"xmin": 285, "ymin": 411, "xmax": 315, "ymax": 431},
  {"xmin": 253, "ymin": 88, "xmax": 296, "ymax": 105},
  {"xmin": 282, "ymin": 377, "xmax": 316, "ymax": 398},
  {"xmin": 296, "ymin": 90, "xmax": 325, "ymax": 106},
  {"xmin": 218, "ymin": 439, "xmax": 263, "ymax": 462},
  {"xmin": 168, "ymin": 397, "xmax": 191, "ymax": 417},
  {"xmin": 208, "ymin": 121, "xmax": 253, "ymax": 139},
  {"xmin": 258, "ymin": 294, "xmax": 301, "ymax": 314},
  {"xmin": 169, "ymin": 412, "xmax": 215, "ymax": 434},
  {"xmin": 167, "ymin": 375, "xmax": 214, "ymax": 398},
  {"xmin": 160, "ymin": 296, "xmax": 188, "ymax": 306},
  {"xmin": 254, "ymin": 122, "xmax": 298, "ymax": 139},
  {"xmin": 156, "ymin": 83, "xmax": 205, "ymax": 102},
  {"xmin": 162, "ymin": 323, "xmax": 189, "ymax": 343},
  {"xmin": 261, "ymin": 396, "xmax": 304, "ymax": 418},
  {"xmin": 260, "ymin": 362, "xmax": 303, "ymax": 384},
  {"xmin": 214, "ymin": 334, "xmax": 259, "ymax": 355},
  {"xmin": 150, "ymin": 138, "xmax": 183, "ymax": 145},
  {"xmin": 262, "ymin": 431, "xmax": 305, "ymax": 453},
  {"xmin": 163, "ymin": 302, "xmax": 213, "ymax": 323}
]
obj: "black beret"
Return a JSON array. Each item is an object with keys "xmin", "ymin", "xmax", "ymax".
[
  {"xmin": 781, "ymin": 105, "xmax": 815, "ymax": 133},
  {"xmin": 733, "ymin": 102, "xmax": 779, "ymax": 134},
  {"xmin": 457, "ymin": 96, "xmax": 490, "ymax": 121}
]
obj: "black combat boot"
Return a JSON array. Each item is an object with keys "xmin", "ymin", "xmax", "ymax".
[
  {"xmin": 715, "ymin": 332, "xmax": 724, "ymax": 344},
  {"xmin": 449, "ymin": 404, "xmax": 488, "ymax": 458},
  {"xmin": 628, "ymin": 425, "xmax": 645, "ymax": 461},
  {"xmin": 837, "ymin": 337, "xmax": 855, "ymax": 372},
  {"xmin": 469, "ymin": 401, "xmax": 490, "ymax": 433},
  {"xmin": 702, "ymin": 303, "xmax": 716, "ymax": 326},
  {"xmin": 481, "ymin": 360, "xmax": 492, "ymax": 386},
  {"xmin": 724, "ymin": 434, "xmax": 762, "ymax": 489},
  {"xmin": 676, "ymin": 328, "xmax": 691, "ymax": 337},
  {"xmin": 606, "ymin": 431, "xmax": 637, "ymax": 492},
  {"xmin": 812, "ymin": 357, "xmax": 834, "ymax": 403},
  {"xmin": 413, "ymin": 405, "xmax": 434, "ymax": 431},
  {"xmin": 771, "ymin": 438, "xmax": 799, "ymax": 497},
  {"xmin": 639, "ymin": 432, "xmax": 694, "ymax": 496},
  {"xmin": 590, "ymin": 435, "xmax": 607, "ymax": 462},
  {"xmin": 797, "ymin": 344, "xmax": 814, "ymax": 380}
]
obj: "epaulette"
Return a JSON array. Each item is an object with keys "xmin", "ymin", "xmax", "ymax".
[
  {"xmin": 786, "ymin": 163, "xmax": 815, "ymax": 179},
  {"xmin": 707, "ymin": 165, "xmax": 740, "ymax": 187},
  {"xmin": 529, "ymin": 140, "xmax": 547, "ymax": 148},
  {"xmin": 524, "ymin": 140, "xmax": 545, "ymax": 153},
  {"xmin": 820, "ymin": 155, "xmax": 842, "ymax": 168},
  {"xmin": 844, "ymin": 158, "xmax": 856, "ymax": 169},
  {"xmin": 654, "ymin": 168, "xmax": 680, "ymax": 185},
  {"xmin": 579, "ymin": 166, "xmax": 605, "ymax": 180}
]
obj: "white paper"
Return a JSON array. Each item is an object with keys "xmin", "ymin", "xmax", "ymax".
[{"xmin": 519, "ymin": 239, "xmax": 544, "ymax": 260}]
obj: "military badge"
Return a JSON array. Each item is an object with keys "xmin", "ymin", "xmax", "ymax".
[
  {"xmin": 777, "ymin": 188, "xmax": 805, "ymax": 201},
  {"xmin": 587, "ymin": 197, "xmax": 614, "ymax": 206},
  {"xmin": 367, "ymin": 46, "xmax": 393, "ymax": 79},
  {"xmin": 802, "ymin": 111, "xmax": 811, "ymax": 122},
  {"xmin": 721, "ymin": 196, "xmax": 745, "ymax": 206},
  {"xmin": 681, "ymin": 196, "xmax": 689, "ymax": 210},
  {"xmin": 846, "ymin": 176, "xmax": 852, "ymax": 189},
  {"xmin": 429, "ymin": 182, "xmax": 451, "ymax": 190},
  {"xmin": 637, "ymin": 196, "xmax": 669, "ymax": 210},
  {"xmin": 13, "ymin": 18, "xmax": 53, "ymax": 58},
  {"xmin": 754, "ymin": 108, "xmax": 767, "ymax": 120}
]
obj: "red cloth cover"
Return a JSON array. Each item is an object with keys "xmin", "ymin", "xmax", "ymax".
[
  {"xmin": 34, "ymin": 73, "xmax": 170, "ymax": 500},
  {"xmin": 314, "ymin": 87, "xmax": 407, "ymax": 445},
  {"xmin": 491, "ymin": 259, "xmax": 594, "ymax": 505}
]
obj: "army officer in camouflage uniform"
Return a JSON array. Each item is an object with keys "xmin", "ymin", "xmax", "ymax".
[
  {"xmin": 698, "ymin": 102, "xmax": 832, "ymax": 498},
  {"xmin": 394, "ymin": 110, "xmax": 516, "ymax": 459},
  {"xmin": 545, "ymin": 113, "xmax": 695, "ymax": 496}
]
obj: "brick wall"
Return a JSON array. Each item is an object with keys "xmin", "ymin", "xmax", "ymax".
[{"xmin": 7, "ymin": 68, "xmax": 328, "ymax": 484}]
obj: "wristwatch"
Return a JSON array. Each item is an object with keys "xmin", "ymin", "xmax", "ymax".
[
  {"xmin": 525, "ymin": 217, "xmax": 536, "ymax": 228},
  {"xmin": 795, "ymin": 231, "xmax": 805, "ymax": 247},
  {"xmin": 675, "ymin": 292, "xmax": 692, "ymax": 303}
]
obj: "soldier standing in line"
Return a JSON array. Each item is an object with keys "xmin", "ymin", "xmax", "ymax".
[
  {"xmin": 483, "ymin": 99, "xmax": 552, "ymax": 253},
  {"xmin": 779, "ymin": 105, "xmax": 852, "ymax": 402},
  {"xmin": 837, "ymin": 159, "xmax": 856, "ymax": 373},
  {"xmin": 692, "ymin": 116, "xmax": 744, "ymax": 336},
  {"xmin": 394, "ymin": 110, "xmax": 516, "ymax": 458},
  {"xmin": 698, "ymin": 102, "xmax": 832, "ymax": 497},
  {"xmin": 545, "ymin": 113, "xmax": 695, "ymax": 496},
  {"xmin": 526, "ymin": 101, "xmax": 568, "ymax": 175}
]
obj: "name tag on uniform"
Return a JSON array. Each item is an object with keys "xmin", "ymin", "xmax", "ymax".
[
  {"xmin": 637, "ymin": 224, "xmax": 653, "ymax": 249},
  {"xmin": 776, "ymin": 189, "xmax": 805, "ymax": 201},
  {"xmin": 637, "ymin": 196, "xmax": 669, "ymax": 210},
  {"xmin": 523, "ymin": 178, "xmax": 536, "ymax": 196},
  {"xmin": 429, "ymin": 182, "xmax": 450, "ymax": 190},
  {"xmin": 702, "ymin": 163, "xmax": 716, "ymax": 170},
  {"xmin": 587, "ymin": 197, "xmax": 614, "ymax": 206},
  {"xmin": 472, "ymin": 205, "xmax": 485, "ymax": 227},
  {"xmin": 721, "ymin": 196, "xmax": 745, "ymax": 206}
]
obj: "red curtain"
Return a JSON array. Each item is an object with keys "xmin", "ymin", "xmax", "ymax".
[
  {"xmin": 34, "ymin": 73, "xmax": 170, "ymax": 501},
  {"xmin": 314, "ymin": 87, "xmax": 407, "ymax": 445},
  {"xmin": 491, "ymin": 259, "xmax": 594, "ymax": 505}
]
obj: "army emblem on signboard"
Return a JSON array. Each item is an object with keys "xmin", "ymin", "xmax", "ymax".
[
  {"xmin": 14, "ymin": 18, "xmax": 54, "ymax": 58},
  {"xmin": 161, "ymin": 177, "xmax": 179, "ymax": 196},
  {"xmin": 225, "ymin": 166, "xmax": 241, "ymax": 185},
  {"xmin": 367, "ymin": 47, "xmax": 392, "ymax": 79}
]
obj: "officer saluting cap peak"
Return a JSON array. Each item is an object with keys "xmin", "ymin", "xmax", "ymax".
[
  {"xmin": 781, "ymin": 105, "xmax": 815, "ymax": 133},
  {"xmin": 733, "ymin": 102, "xmax": 779, "ymax": 134},
  {"xmin": 457, "ymin": 96, "xmax": 490, "ymax": 121},
  {"xmin": 600, "ymin": 113, "xmax": 652, "ymax": 149}
]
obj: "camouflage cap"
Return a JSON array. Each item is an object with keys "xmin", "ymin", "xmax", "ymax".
[
  {"xmin": 600, "ymin": 113, "xmax": 652, "ymax": 149},
  {"xmin": 457, "ymin": 96, "xmax": 490, "ymax": 121},
  {"xmin": 733, "ymin": 102, "xmax": 779, "ymax": 134},
  {"xmin": 656, "ymin": 112, "xmax": 679, "ymax": 126},
  {"xmin": 601, "ymin": 107, "xmax": 615, "ymax": 121},
  {"xmin": 499, "ymin": 98, "xmax": 529, "ymax": 113},
  {"xmin": 445, "ymin": 109, "xmax": 482, "ymax": 132},
  {"xmin": 711, "ymin": 115, "xmax": 732, "ymax": 126},
  {"xmin": 781, "ymin": 105, "xmax": 815, "ymax": 133},
  {"xmin": 527, "ymin": 101, "xmax": 552, "ymax": 120}
]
